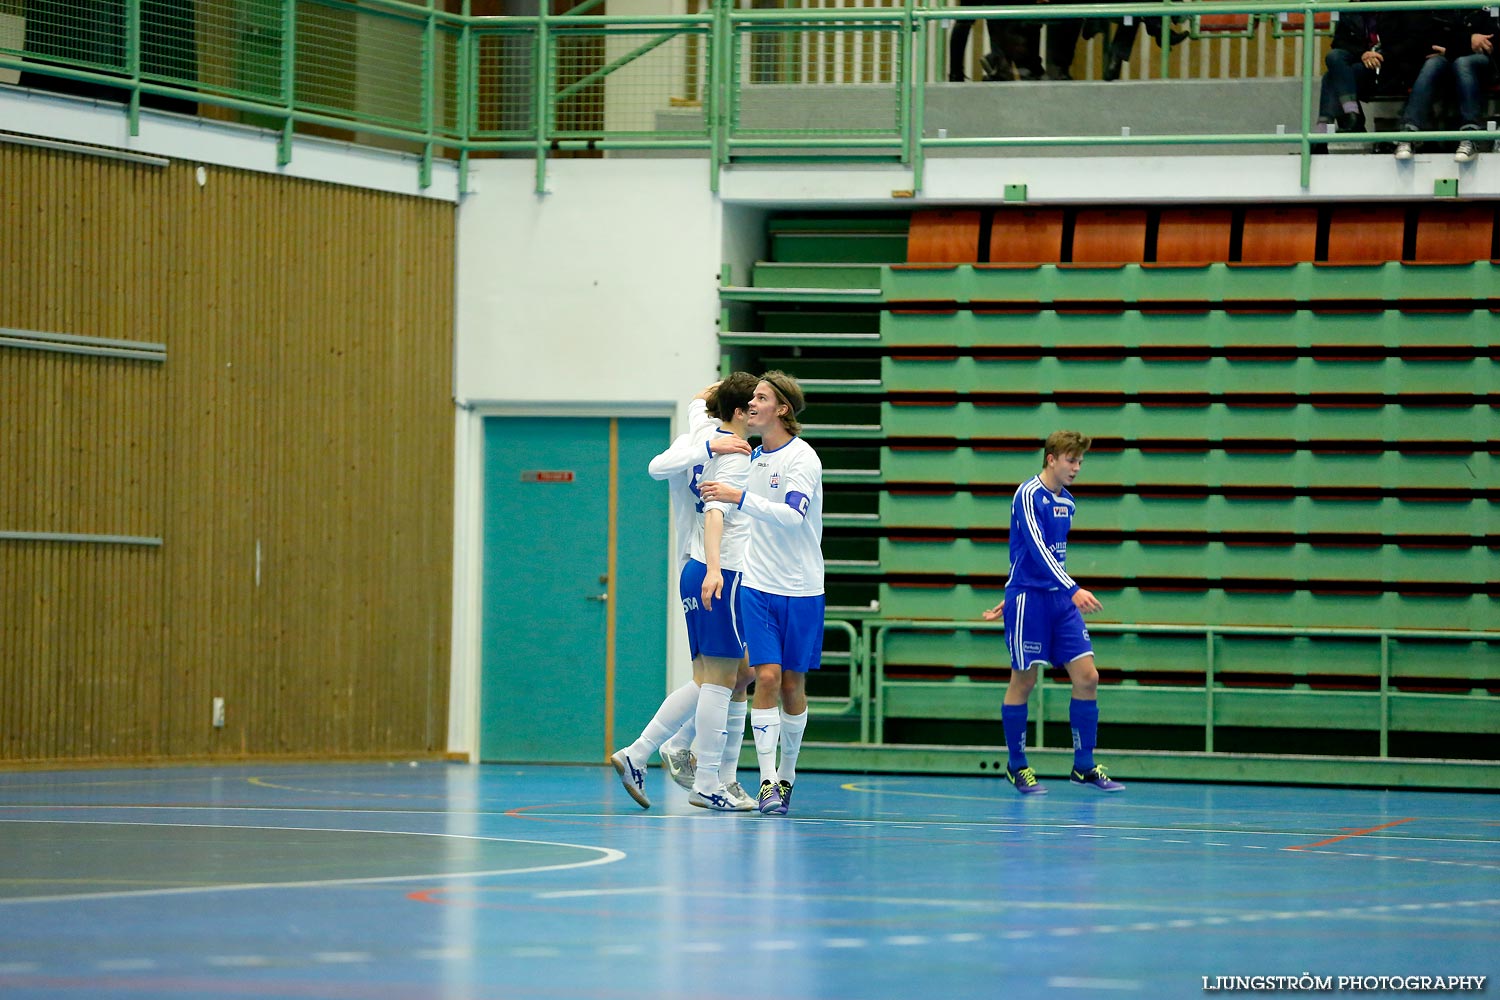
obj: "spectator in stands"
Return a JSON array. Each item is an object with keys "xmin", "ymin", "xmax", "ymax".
[
  {"xmin": 1317, "ymin": 6, "xmax": 1385, "ymax": 140},
  {"xmin": 949, "ymin": 0, "xmax": 1079, "ymax": 82},
  {"xmin": 949, "ymin": 0, "xmax": 1018, "ymax": 81},
  {"xmin": 1395, "ymin": 6, "xmax": 1498, "ymax": 163},
  {"xmin": 1100, "ymin": 9, "xmax": 1188, "ymax": 82}
]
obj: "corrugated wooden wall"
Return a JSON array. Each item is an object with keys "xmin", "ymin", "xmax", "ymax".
[{"xmin": 0, "ymin": 142, "xmax": 455, "ymax": 762}]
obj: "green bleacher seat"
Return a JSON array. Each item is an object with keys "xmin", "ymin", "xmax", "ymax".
[
  {"xmin": 878, "ymin": 537, "xmax": 1489, "ymax": 585},
  {"xmin": 878, "ymin": 491, "xmax": 1492, "ymax": 536},
  {"xmin": 876, "ymin": 582, "xmax": 1493, "ymax": 630},
  {"xmin": 879, "ymin": 308, "xmax": 1496, "ymax": 349},
  {"xmin": 880, "ymin": 355, "xmax": 1490, "ymax": 395},
  {"xmin": 879, "ymin": 400, "xmax": 1496, "ymax": 443}
]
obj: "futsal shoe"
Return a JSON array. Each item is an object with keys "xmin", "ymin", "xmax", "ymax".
[
  {"xmin": 723, "ymin": 781, "xmax": 757, "ymax": 811},
  {"xmin": 688, "ymin": 785, "xmax": 741, "ymax": 811},
  {"xmin": 610, "ymin": 749, "xmax": 650, "ymax": 809},
  {"xmin": 1070, "ymin": 765, "xmax": 1126, "ymax": 793},
  {"xmin": 660, "ymin": 744, "xmax": 697, "ymax": 791},
  {"xmin": 775, "ymin": 780, "xmax": 793, "ymax": 815},
  {"xmin": 757, "ymin": 779, "xmax": 784, "ymax": 815},
  {"xmin": 1005, "ymin": 765, "xmax": 1048, "ymax": 795}
]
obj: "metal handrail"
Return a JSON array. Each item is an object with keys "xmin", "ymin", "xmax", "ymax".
[
  {"xmin": 1, "ymin": 0, "xmax": 1494, "ymax": 193},
  {"xmin": 866, "ymin": 618, "xmax": 1499, "ymax": 750}
]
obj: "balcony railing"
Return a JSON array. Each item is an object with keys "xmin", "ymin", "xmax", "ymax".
[{"xmin": 1, "ymin": 0, "xmax": 1494, "ymax": 192}]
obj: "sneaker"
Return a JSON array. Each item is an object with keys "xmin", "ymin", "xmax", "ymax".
[
  {"xmin": 980, "ymin": 51, "xmax": 1015, "ymax": 82},
  {"xmin": 1070, "ymin": 764, "xmax": 1126, "ymax": 793},
  {"xmin": 1335, "ymin": 110, "xmax": 1367, "ymax": 135},
  {"xmin": 1005, "ymin": 765, "xmax": 1048, "ymax": 795},
  {"xmin": 688, "ymin": 785, "xmax": 741, "ymax": 811},
  {"xmin": 610, "ymin": 749, "xmax": 650, "ymax": 809},
  {"xmin": 723, "ymin": 781, "xmax": 757, "ymax": 811},
  {"xmin": 775, "ymin": 780, "xmax": 793, "ymax": 816},
  {"xmin": 1394, "ymin": 140, "xmax": 1414, "ymax": 161},
  {"xmin": 1454, "ymin": 139, "xmax": 1479, "ymax": 163},
  {"xmin": 1103, "ymin": 49, "xmax": 1125, "ymax": 82},
  {"xmin": 660, "ymin": 744, "xmax": 696, "ymax": 791},
  {"xmin": 757, "ymin": 779, "xmax": 783, "ymax": 815}
]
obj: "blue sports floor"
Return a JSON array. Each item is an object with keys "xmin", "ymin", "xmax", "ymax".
[{"xmin": 0, "ymin": 763, "xmax": 1495, "ymax": 1000}]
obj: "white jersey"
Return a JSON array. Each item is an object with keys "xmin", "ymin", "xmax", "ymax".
[
  {"xmin": 740, "ymin": 436, "xmax": 824, "ymax": 597},
  {"xmin": 687, "ymin": 429, "xmax": 752, "ymax": 572},
  {"xmin": 649, "ymin": 399, "xmax": 716, "ymax": 569}
]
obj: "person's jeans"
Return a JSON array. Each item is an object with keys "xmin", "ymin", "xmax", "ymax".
[
  {"xmin": 1452, "ymin": 52, "xmax": 1494, "ymax": 128},
  {"xmin": 1402, "ymin": 52, "xmax": 1494, "ymax": 130},
  {"xmin": 1319, "ymin": 47, "xmax": 1377, "ymax": 121}
]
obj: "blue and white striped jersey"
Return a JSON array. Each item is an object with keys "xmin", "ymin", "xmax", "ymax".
[{"xmin": 1005, "ymin": 475, "xmax": 1080, "ymax": 594}]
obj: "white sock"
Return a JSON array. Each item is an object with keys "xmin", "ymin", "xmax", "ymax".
[
  {"xmin": 778, "ymin": 708, "xmax": 808, "ymax": 785},
  {"xmin": 750, "ymin": 707, "xmax": 781, "ymax": 784},
  {"xmin": 721, "ymin": 700, "xmax": 748, "ymax": 786},
  {"xmin": 661, "ymin": 713, "xmax": 696, "ymax": 759},
  {"xmin": 689, "ymin": 684, "xmax": 732, "ymax": 793},
  {"xmin": 626, "ymin": 681, "xmax": 699, "ymax": 762}
]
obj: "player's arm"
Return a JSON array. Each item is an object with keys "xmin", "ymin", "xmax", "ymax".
[
  {"xmin": 705, "ymin": 457, "xmax": 814, "ymax": 527},
  {"xmin": 648, "ymin": 431, "xmax": 701, "ymax": 481},
  {"xmin": 1017, "ymin": 487, "xmax": 1079, "ymax": 594},
  {"xmin": 701, "ymin": 508, "xmax": 724, "ymax": 611},
  {"xmin": 686, "ymin": 394, "xmax": 714, "ymax": 436}
]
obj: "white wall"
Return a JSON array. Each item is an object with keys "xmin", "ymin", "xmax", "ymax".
[{"xmin": 448, "ymin": 156, "xmax": 726, "ymax": 757}]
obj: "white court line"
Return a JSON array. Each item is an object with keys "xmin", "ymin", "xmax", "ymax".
[
  {"xmin": 0, "ymin": 818, "xmax": 623, "ymax": 905},
  {"xmin": 536, "ymin": 886, "xmax": 666, "ymax": 899},
  {"xmin": 1049, "ymin": 976, "xmax": 1143, "ymax": 991}
]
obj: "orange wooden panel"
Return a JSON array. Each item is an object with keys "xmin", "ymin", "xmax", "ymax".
[
  {"xmin": 1240, "ymin": 206, "xmax": 1319, "ymax": 265},
  {"xmin": 1412, "ymin": 203, "xmax": 1495, "ymax": 264},
  {"xmin": 907, "ymin": 208, "xmax": 982, "ymax": 263},
  {"xmin": 1280, "ymin": 12, "xmax": 1332, "ymax": 29},
  {"xmin": 1325, "ymin": 205, "xmax": 1405, "ymax": 264},
  {"xmin": 988, "ymin": 207, "xmax": 1065, "ymax": 265},
  {"xmin": 1155, "ymin": 207, "xmax": 1233, "ymax": 264},
  {"xmin": 1070, "ymin": 208, "xmax": 1148, "ymax": 265}
]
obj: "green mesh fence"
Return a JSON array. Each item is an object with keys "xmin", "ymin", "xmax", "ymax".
[
  {"xmin": 15, "ymin": 0, "xmax": 128, "ymax": 74},
  {"xmin": 549, "ymin": 26, "xmax": 711, "ymax": 140},
  {"xmin": 471, "ymin": 27, "xmax": 535, "ymax": 140},
  {"xmin": 731, "ymin": 20, "xmax": 904, "ymax": 138}
]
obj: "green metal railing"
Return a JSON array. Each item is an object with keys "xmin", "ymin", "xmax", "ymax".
[
  {"xmin": 1, "ymin": 0, "xmax": 1495, "ymax": 194},
  {"xmin": 863, "ymin": 620, "xmax": 1500, "ymax": 756}
]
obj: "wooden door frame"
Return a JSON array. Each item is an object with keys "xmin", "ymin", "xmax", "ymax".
[{"xmin": 447, "ymin": 402, "xmax": 676, "ymax": 762}]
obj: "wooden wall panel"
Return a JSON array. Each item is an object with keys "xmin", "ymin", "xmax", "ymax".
[{"xmin": 1, "ymin": 141, "xmax": 454, "ymax": 763}]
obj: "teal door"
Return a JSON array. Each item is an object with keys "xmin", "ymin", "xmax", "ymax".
[{"xmin": 480, "ymin": 416, "xmax": 669, "ymax": 763}]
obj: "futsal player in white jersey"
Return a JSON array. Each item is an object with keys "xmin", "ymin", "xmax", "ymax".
[
  {"xmin": 610, "ymin": 380, "xmax": 752, "ymax": 808},
  {"xmin": 680, "ymin": 373, "xmax": 759, "ymax": 810},
  {"xmin": 699, "ymin": 371, "xmax": 824, "ymax": 816}
]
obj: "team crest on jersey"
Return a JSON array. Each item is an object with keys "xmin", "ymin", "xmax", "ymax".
[{"xmin": 769, "ymin": 473, "xmax": 780, "ymax": 488}]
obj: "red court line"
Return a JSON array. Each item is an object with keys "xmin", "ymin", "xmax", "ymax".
[{"xmin": 1285, "ymin": 817, "xmax": 1417, "ymax": 851}]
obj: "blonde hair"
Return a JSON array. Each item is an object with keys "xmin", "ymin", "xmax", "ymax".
[
  {"xmin": 759, "ymin": 370, "xmax": 805, "ymax": 436},
  {"xmin": 1042, "ymin": 430, "xmax": 1092, "ymax": 467}
]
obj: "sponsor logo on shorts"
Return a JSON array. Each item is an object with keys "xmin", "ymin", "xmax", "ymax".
[
  {"xmin": 682, "ymin": 596, "xmax": 700, "ymax": 613},
  {"xmin": 1022, "ymin": 641, "xmax": 1043, "ymax": 654}
]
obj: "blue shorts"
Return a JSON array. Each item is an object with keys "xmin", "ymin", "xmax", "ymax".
[
  {"xmin": 1003, "ymin": 588, "xmax": 1093, "ymax": 672},
  {"xmin": 740, "ymin": 587, "xmax": 825, "ymax": 673},
  {"xmin": 680, "ymin": 559, "xmax": 746, "ymax": 661}
]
